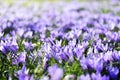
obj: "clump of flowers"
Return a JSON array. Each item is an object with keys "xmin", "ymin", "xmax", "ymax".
[{"xmin": 0, "ymin": 0, "xmax": 120, "ymax": 80}]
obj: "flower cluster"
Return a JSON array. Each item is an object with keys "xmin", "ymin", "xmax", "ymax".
[{"xmin": 0, "ymin": 0, "xmax": 120, "ymax": 80}]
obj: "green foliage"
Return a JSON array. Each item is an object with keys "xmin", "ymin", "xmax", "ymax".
[
  {"xmin": 63, "ymin": 60, "xmax": 84, "ymax": 76},
  {"xmin": 48, "ymin": 57, "xmax": 84, "ymax": 77},
  {"xmin": 101, "ymin": 8, "xmax": 112, "ymax": 13},
  {"xmin": 0, "ymin": 52, "xmax": 18, "ymax": 79},
  {"xmin": 61, "ymin": 39, "xmax": 68, "ymax": 46},
  {"xmin": 46, "ymin": 30, "xmax": 50, "ymax": 38}
]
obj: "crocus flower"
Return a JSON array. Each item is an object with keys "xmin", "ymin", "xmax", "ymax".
[
  {"xmin": 0, "ymin": 37, "xmax": 18, "ymax": 54},
  {"xmin": 48, "ymin": 64, "xmax": 63, "ymax": 80},
  {"xmin": 80, "ymin": 74, "xmax": 91, "ymax": 80},
  {"xmin": 23, "ymin": 41, "xmax": 34, "ymax": 50},
  {"xmin": 17, "ymin": 65, "xmax": 33, "ymax": 80},
  {"xmin": 112, "ymin": 51, "xmax": 120, "ymax": 61},
  {"xmin": 107, "ymin": 66, "xmax": 119, "ymax": 79},
  {"xmin": 103, "ymin": 51, "xmax": 113, "ymax": 62},
  {"xmin": 91, "ymin": 72, "xmax": 109, "ymax": 80},
  {"xmin": 18, "ymin": 51, "xmax": 26, "ymax": 64}
]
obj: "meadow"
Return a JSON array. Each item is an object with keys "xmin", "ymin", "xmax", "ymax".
[{"xmin": 0, "ymin": 0, "xmax": 120, "ymax": 80}]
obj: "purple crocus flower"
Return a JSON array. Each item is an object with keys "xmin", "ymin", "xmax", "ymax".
[
  {"xmin": 12, "ymin": 51, "xmax": 27, "ymax": 65},
  {"xmin": 24, "ymin": 31, "xmax": 33, "ymax": 38},
  {"xmin": 17, "ymin": 65, "xmax": 33, "ymax": 80},
  {"xmin": 0, "ymin": 44, "xmax": 9, "ymax": 54},
  {"xmin": 80, "ymin": 53, "xmax": 104, "ymax": 72},
  {"xmin": 95, "ymin": 59, "xmax": 104, "ymax": 72},
  {"xmin": 48, "ymin": 64, "xmax": 63, "ymax": 80},
  {"xmin": 80, "ymin": 74, "xmax": 91, "ymax": 80},
  {"xmin": 80, "ymin": 57, "xmax": 88, "ymax": 70},
  {"xmin": 59, "ymin": 51, "xmax": 68, "ymax": 61},
  {"xmin": 17, "ymin": 28, "xmax": 25, "ymax": 37},
  {"xmin": 107, "ymin": 66, "xmax": 119, "ymax": 79},
  {"xmin": 112, "ymin": 51, "xmax": 120, "ymax": 61},
  {"xmin": 103, "ymin": 51, "xmax": 113, "ymax": 62},
  {"xmin": 0, "ymin": 37, "xmax": 18, "ymax": 54},
  {"xmin": 18, "ymin": 51, "xmax": 26, "ymax": 64},
  {"xmin": 23, "ymin": 41, "xmax": 34, "ymax": 50},
  {"xmin": 63, "ymin": 46, "xmax": 74, "ymax": 62},
  {"xmin": 91, "ymin": 72, "xmax": 109, "ymax": 80},
  {"xmin": 74, "ymin": 42, "xmax": 88, "ymax": 60},
  {"xmin": 41, "ymin": 42, "xmax": 52, "ymax": 54}
]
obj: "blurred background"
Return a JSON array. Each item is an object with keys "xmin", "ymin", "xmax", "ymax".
[{"xmin": 1, "ymin": 0, "xmax": 120, "ymax": 16}]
